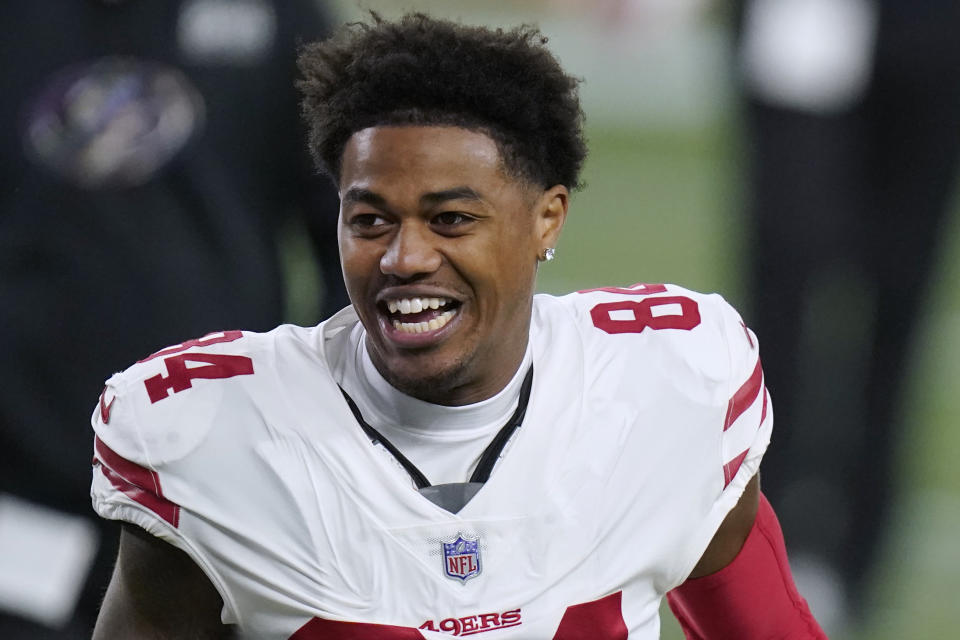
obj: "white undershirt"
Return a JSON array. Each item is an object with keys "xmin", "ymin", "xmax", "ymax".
[{"xmin": 342, "ymin": 324, "xmax": 531, "ymax": 485}]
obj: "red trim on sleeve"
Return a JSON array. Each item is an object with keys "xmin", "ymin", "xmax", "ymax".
[
  {"xmin": 722, "ymin": 449, "xmax": 750, "ymax": 489},
  {"xmin": 98, "ymin": 387, "xmax": 115, "ymax": 424},
  {"xmin": 760, "ymin": 387, "xmax": 768, "ymax": 425},
  {"xmin": 739, "ymin": 320, "xmax": 755, "ymax": 348},
  {"xmin": 724, "ymin": 359, "xmax": 763, "ymax": 431},
  {"xmin": 722, "ymin": 386, "xmax": 768, "ymax": 488},
  {"xmin": 94, "ymin": 436, "xmax": 180, "ymax": 528}
]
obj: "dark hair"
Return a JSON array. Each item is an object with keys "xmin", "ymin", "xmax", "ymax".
[{"xmin": 297, "ymin": 12, "xmax": 586, "ymax": 189}]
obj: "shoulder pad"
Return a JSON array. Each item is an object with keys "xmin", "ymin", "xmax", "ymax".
[
  {"xmin": 91, "ymin": 330, "xmax": 265, "ymax": 467},
  {"xmin": 550, "ymin": 283, "xmax": 763, "ymax": 410},
  {"xmin": 563, "ymin": 283, "xmax": 747, "ymax": 375}
]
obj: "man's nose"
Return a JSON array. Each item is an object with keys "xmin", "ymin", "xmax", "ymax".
[{"xmin": 380, "ymin": 223, "xmax": 442, "ymax": 279}]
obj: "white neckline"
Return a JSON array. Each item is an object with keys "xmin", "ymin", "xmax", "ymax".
[{"xmin": 349, "ymin": 325, "xmax": 532, "ymax": 440}]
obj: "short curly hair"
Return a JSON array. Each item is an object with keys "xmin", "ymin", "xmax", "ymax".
[{"xmin": 297, "ymin": 12, "xmax": 586, "ymax": 190}]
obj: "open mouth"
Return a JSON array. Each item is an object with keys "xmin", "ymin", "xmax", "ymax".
[{"xmin": 380, "ymin": 296, "xmax": 462, "ymax": 335}]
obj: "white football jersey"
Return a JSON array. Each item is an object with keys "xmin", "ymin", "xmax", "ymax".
[{"xmin": 91, "ymin": 283, "xmax": 771, "ymax": 639}]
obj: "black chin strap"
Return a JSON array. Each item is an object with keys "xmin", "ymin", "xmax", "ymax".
[{"xmin": 338, "ymin": 366, "xmax": 534, "ymax": 511}]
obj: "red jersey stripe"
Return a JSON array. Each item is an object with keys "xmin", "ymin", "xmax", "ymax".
[
  {"xmin": 723, "ymin": 449, "xmax": 750, "ymax": 488},
  {"xmin": 94, "ymin": 436, "xmax": 180, "ymax": 528},
  {"xmin": 723, "ymin": 359, "xmax": 763, "ymax": 432},
  {"xmin": 98, "ymin": 387, "xmax": 115, "ymax": 424},
  {"xmin": 289, "ymin": 617, "xmax": 424, "ymax": 639},
  {"xmin": 552, "ymin": 591, "xmax": 628, "ymax": 640},
  {"xmin": 760, "ymin": 387, "xmax": 769, "ymax": 425}
]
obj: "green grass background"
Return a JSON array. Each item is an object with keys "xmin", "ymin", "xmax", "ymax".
[{"xmin": 299, "ymin": 3, "xmax": 960, "ymax": 637}]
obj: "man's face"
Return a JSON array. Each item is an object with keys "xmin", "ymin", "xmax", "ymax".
[{"xmin": 338, "ymin": 126, "xmax": 567, "ymax": 405}]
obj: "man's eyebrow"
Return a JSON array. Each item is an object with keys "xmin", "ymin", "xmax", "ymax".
[
  {"xmin": 341, "ymin": 187, "xmax": 485, "ymax": 208},
  {"xmin": 420, "ymin": 186, "xmax": 485, "ymax": 206},
  {"xmin": 341, "ymin": 188, "xmax": 388, "ymax": 207}
]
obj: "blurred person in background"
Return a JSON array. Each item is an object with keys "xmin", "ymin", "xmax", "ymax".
[
  {"xmin": 0, "ymin": 1, "xmax": 343, "ymax": 637},
  {"xmin": 736, "ymin": 0, "xmax": 960, "ymax": 630}
]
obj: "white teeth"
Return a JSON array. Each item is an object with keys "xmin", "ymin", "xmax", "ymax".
[
  {"xmin": 391, "ymin": 310, "xmax": 456, "ymax": 335},
  {"xmin": 385, "ymin": 297, "xmax": 452, "ymax": 315}
]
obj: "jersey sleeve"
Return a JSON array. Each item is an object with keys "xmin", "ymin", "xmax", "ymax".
[
  {"xmin": 89, "ymin": 332, "xmax": 257, "ymax": 623},
  {"xmin": 665, "ymin": 292, "xmax": 773, "ymax": 587},
  {"xmin": 560, "ymin": 283, "xmax": 773, "ymax": 589},
  {"xmin": 90, "ymin": 366, "xmax": 198, "ymax": 539}
]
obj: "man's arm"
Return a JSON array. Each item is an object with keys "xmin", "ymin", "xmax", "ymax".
[
  {"xmin": 688, "ymin": 473, "xmax": 761, "ymax": 579},
  {"xmin": 668, "ymin": 473, "xmax": 827, "ymax": 639},
  {"xmin": 94, "ymin": 525, "xmax": 233, "ymax": 639}
]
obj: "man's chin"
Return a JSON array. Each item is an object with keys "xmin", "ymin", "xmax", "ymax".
[{"xmin": 377, "ymin": 354, "xmax": 471, "ymax": 405}]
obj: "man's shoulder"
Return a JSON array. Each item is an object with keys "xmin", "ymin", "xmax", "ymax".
[
  {"xmin": 100, "ymin": 324, "xmax": 322, "ymax": 403},
  {"xmin": 539, "ymin": 281, "xmax": 728, "ymax": 319},
  {"xmin": 533, "ymin": 283, "xmax": 762, "ymax": 418},
  {"xmin": 538, "ymin": 282, "xmax": 752, "ymax": 362},
  {"xmin": 91, "ymin": 324, "xmax": 329, "ymax": 467}
]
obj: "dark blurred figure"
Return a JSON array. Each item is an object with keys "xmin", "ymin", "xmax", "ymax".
[
  {"xmin": 736, "ymin": 0, "xmax": 960, "ymax": 630},
  {"xmin": 0, "ymin": 1, "xmax": 345, "ymax": 637}
]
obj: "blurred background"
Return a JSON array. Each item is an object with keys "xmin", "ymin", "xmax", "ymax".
[{"xmin": 2, "ymin": 1, "xmax": 958, "ymax": 638}]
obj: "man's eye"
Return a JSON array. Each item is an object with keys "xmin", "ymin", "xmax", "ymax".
[
  {"xmin": 350, "ymin": 214, "xmax": 387, "ymax": 228},
  {"xmin": 433, "ymin": 212, "xmax": 472, "ymax": 226}
]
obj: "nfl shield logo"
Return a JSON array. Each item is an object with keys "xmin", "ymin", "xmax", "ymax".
[{"xmin": 442, "ymin": 534, "xmax": 482, "ymax": 582}]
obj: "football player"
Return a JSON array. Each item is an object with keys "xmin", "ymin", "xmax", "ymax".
[{"xmin": 91, "ymin": 13, "xmax": 826, "ymax": 639}]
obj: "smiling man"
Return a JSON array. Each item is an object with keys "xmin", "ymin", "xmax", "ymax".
[{"xmin": 90, "ymin": 13, "xmax": 826, "ymax": 639}]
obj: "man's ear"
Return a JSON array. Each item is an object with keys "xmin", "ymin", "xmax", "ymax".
[{"xmin": 535, "ymin": 184, "xmax": 569, "ymax": 253}]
